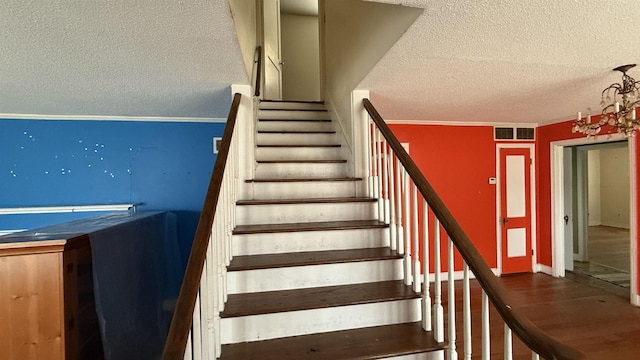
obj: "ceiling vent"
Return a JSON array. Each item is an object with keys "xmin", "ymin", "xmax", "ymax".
[{"xmin": 494, "ymin": 127, "xmax": 535, "ymax": 141}]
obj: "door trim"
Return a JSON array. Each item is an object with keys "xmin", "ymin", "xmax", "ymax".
[
  {"xmin": 550, "ymin": 134, "xmax": 638, "ymax": 306},
  {"xmin": 496, "ymin": 143, "xmax": 536, "ymax": 275}
]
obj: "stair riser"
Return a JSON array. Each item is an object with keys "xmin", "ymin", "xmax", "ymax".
[
  {"xmin": 257, "ymin": 132, "xmax": 337, "ymax": 145},
  {"xmin": 232, "ymin": 228, "xmax": 389, "ymax": 256},
  {"xmin": 247, "ymin": 181, "xmax": 358, "ymax": 199},
  {"xmin": 235, "ymin": 202, "xmax": 376, "ymax": 225},
  {"xmin": 256, "ymin": 147, "xmax": 342, "ymax": 161},
  {"xmin": 254, "ymin": 162, "xmax": 348, "ymax": 180},
  {"xmin": 257, "ymin": 120, "xmax": 334, "ymax": 132},
  {"xmin": 388, "ymin": 353, "xmax": 445, "ymax": 360},
  {"xmin": 221, "ymin": 298, "xmax": 421, "ymax": 344},
  {"xmin": 259, "ymin": 110, "xmax": 329, "ymax": 120},
  {"xmin": 228, "ymin": 259, "xmax": 402, "ymax": 293},
  {"xmin": 260, "ymin": 102, "xmax": 325, "ymax": 110}
]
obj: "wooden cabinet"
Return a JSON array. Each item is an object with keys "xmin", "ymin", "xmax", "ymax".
[{"xmin": 0, "ymin": 235, "xmax": 102, "ymax": 360}]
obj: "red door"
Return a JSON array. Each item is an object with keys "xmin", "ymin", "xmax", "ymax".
[{"xmin": 500, "ymin": 148, "xmax": 532, "ymax": 274}]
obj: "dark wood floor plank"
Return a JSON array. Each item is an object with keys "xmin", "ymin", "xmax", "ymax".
[
  {"xmin": 228, "ymin": 248, "xmax": 401, "ymax": 271},
  {"xmin": 246, "ymin": 177, "xmax": 362, "ymax": 183},
  {"xmin": 219, "ymin": 322, "xmax": 443, "ymax": 360},
  {"xmin": 233, "ymin": 219, "xmax": 387, "ymax": 235},
  {"xmin": 256, "ymin": 159, "xmax": 347, "ymax": 163},
  {"xmin": 221, "ymin": 280, "xmax": 419, "ymax": 318},
  {"xmin": 236, "ymin": 197, "xmax": 376, "ymax": 206}
]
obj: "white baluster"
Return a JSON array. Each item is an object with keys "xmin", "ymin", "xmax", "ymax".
[
  {"xmin": 208, "ymin": 232, "xmax": 221, "ymax": 357},
  {"xmin": 192, "ymin": 291, "xmax": 202, "ymax": 360},
  {"xmin": 448, "ymin": 237, "xmax": 458, "ymax": 360},
  {"xmin": 504, "ymin": 325, "xmax": 513, "ymax": 360},
  {"xmin": 532, "ymin": 352, "xmax": 540, "ymax": 360},
  {"xmin": 382, "ymin": 139, "xmax": 391, "ymax": 225},
  {"xmin": 403, "ymin": 168, "xmax": 412, "ymax": 285},
  {"xmin": 422, "ymin": 199, "xmax": 432, "ymax": 331},
  {"xmin": 388, "ymin": 149, "xmax": 397, "ymax": 251},
  {"xmin": 412, "ymin": 184, "xmax": 420, "ymax": 293},
  {"xmin": 375, "ymin": 129, "xmax": 384, "ymax": 221},
  {"xmin": 199, "ymin": 268, "xmax": 209, "ymax": 360},
  {"xmin": 433, "ymin": 219, "xmax": 444, "ymax": 342},
  {"xmin": 395, "ymin": 157, "xmax": 404, "ymax": 255},
  {"xmin": 367, "ymin": 120, "xmax": 374, "ymax": 197},
  {"xmin": 482, "ymin": 291, "xmax": 490, "ymax": 360},
  {"xmin": 184, "ymin": 330, "xmax": 193, "ymax": 360},
  {"xmin": 463, "ymin": 263, "xmax": 471, "ymax": 360}
]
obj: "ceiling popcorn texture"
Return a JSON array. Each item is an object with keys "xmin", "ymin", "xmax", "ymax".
[
  {"xmin": 0, "ymin": 0, "xmax": 246, "ymax": 119},
  {"xmin": 361, "ymin": 0, "xmax": 640, "ymax": 124}
]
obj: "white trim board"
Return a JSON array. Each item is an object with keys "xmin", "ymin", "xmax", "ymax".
[
  {"xmin": 0, "ymin": 204, "xmax": 136, "ymax": 215},
  {"xmin": 1, "ymin": 113, "xmax": 226, "ymax": 123}
]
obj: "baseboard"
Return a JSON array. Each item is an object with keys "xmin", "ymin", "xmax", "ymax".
[
  {"xmin": 0, "ymin": 229, "xmax": 25, "ymax": 236},
  {"xmin": 534, "ymin": 264, "xmax": 554, "ymax": 276}
]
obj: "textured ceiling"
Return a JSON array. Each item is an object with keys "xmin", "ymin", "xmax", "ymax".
[
  {"xmin": 0, "ymin": 0, "xmax": 246, "ymax": 119},
  {"xmin": 361, "ymin": 0, "xmax": 640, "ymax": 125}
]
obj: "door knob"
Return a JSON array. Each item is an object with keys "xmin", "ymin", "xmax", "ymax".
[{"xmin": 564, "ymin": 215, "xmax": 569, "ymax": 225}]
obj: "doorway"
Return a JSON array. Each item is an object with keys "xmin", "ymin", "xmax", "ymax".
[
  {"xmin": 551, "ymin": 135, "xmax": 638, "ymax": 305},
  {"xmin": 568, "ymin": 142, "xmax": 631, "ymax": 288},
  {"xmin": 262, "ymin": 0, "xmax": 321, "ymax": 101}
]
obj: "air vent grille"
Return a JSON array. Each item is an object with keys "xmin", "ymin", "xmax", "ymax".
[{"xmin": 494, "ymin": 127, "xmax": 535, "ymax": 141}]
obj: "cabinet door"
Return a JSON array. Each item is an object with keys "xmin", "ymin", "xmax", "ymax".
[{"xmin": 0, "ymin": 250, "xmax": 65, "ymax": 360}]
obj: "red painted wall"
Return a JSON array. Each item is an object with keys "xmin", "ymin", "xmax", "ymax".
[{"xmin": 388, "ymin": 124, "xmax": 498, "ymax": 268}]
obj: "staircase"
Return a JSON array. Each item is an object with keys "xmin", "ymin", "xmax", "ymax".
[{"xmin": 218, "ymin": 100, "xmax": 444, "ymax": 359}]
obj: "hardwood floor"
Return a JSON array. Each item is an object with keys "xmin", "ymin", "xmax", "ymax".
[
  {"xmin": 453, "ymin": 273, "xmax": 640, "ymax": 359},
  {"xmin": 572, "ymin": 225, "xmax": 630, "ymax": 288}
]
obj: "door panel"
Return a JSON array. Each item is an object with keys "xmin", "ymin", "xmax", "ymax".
[
  {"xmin": 263, "ymin": 0, "xmax": 282, "ymax": 100},
  {"xmin": 500, "ymin": 148, "xmax": 532, "ymax": 274}
]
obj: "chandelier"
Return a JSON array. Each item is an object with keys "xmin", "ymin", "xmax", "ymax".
[{"xmin": 573, "ymin": 64, "xmax": 640, "ymax": 137}]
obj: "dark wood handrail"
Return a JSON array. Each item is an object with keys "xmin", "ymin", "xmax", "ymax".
[
  {"xmin": 255, "ymin": 45, "xmax": 262, "ymax": 97},
  {"xmin": 363, "ymin": 99, "xmax": 584, "ymax": 360},
  {"xmin": 162, "ymin": 93, "xmax": 242, "ymax": 359}
]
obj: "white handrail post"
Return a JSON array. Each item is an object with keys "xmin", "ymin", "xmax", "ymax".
[
  {"xmin": 433, "ymin": 219, "xmax": 444, "ymax": 342},
  {"xmin": 395, "ymin": 158, "xmax": 404, "ymax": 255},
  {"xmin": 463, "ymin": 263, "xmax": 471, "ymax": 360},
  {"xmin": 504, "ymin": 325, "xmax": 513, "ymax": 360},
  {"xmin": 482, "ymin": 290, "xmax": 490, "ymax": 360},
  {"xmin": 403, "ymin": 168, "xmax": 412, "ymax": 286},
  {"xmin": 388, "ymin": 149, "xmax": 397, "ymax": 251},
  {"xmin": 382, "ymin": 138, "xmax": 391, "ymax": 226},
  {"xmin": 448, "ymin": 237, "xmax": 458, "ymax": 360},
  {"xmin": 422, "ymin": 199, "xmax": 432, "ymax": 331},
  {"xmin": 367, "ymin": 119, "xmax": 375, "ymax": 198},
  {"xmin": 375, "ymin": 129, "xmax": 384, "ymax": 221},
  {"xmin": 412, "ymin": 185, "xmax": 420, "ymax": 293}
]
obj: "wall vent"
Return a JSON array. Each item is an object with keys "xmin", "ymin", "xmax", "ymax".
[{"xmin": 494, "ymin": 127, "xmax": 535, "ymax": 141}]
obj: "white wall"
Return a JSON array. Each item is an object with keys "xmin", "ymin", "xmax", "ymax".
[
  {"xmin": 281, "ymin": 14, "xmax": 320, "ymax": 101},
  {"xmin": 229, "ymin": 0, "xmax": 258, "ymax": 80},
  {"xmin": 599, "ymin": 146, "xmax": 630, "ymax": 228},
  {"xmin": 322, "ymin": 0, "xmax": 422, "ymax": 148},
  {"xmin": 587, "ymin": 150, "xmax": 601, "ymax": 225}
]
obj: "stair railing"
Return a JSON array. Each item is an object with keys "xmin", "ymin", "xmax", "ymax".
[
  {"xmin": 254, "ymin": 45, "xmax": 262, "ymax": 97},
  {"xmin": 162, "ymin": 92, "xmax": 241, "ymax": 360},
  {"xmin": 363, "ymin": 99, "xmax": 585, "ymax": 360}
]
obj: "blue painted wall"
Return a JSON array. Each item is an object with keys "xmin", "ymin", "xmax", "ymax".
[{"xmin": 0, "ymin": 117, "xmax": 226, "ymax": 265}]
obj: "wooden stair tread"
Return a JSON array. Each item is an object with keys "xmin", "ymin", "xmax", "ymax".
[
  {"xmin": 246, "ymin": 177, "xmax": 362, "ymax": 183},
  {"xmin": 236, "ymin": 197, "xmax": 376, "ymax": 205},
  {"xmin": 258, "ymin": 130, "xmax": 336, "ymax": 134},
  {"xmin": 233, "ymin": 220, "xmax": 387, "ymax": 235},
  {"xmin": 256, "ymin": 159, "xmax": 347, "ymax": 163},
  {"xmin": 219, "ymin": 322, "xmax": 443, "ymax": 360},
  {"xmin": 221, "ymin": 280, "xmax": 418, "ymax": 318},
  {"xmin": 259, "ymin": 118, "xmax": 331, "ymax": 122},
  {"xmin": 260, "ymin": 108, "xmax": 328, "ymax": 112},
  {"xmin": 257, "ymin": 144, "xmax": 341, "ymax": 148},
  {"xmin": 228, "ymin": 248, "xmax": 401, "ymax": 271},
  {"xmin": 260, "ymin": 100, "xmax": 325, "ymax": 104}
]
